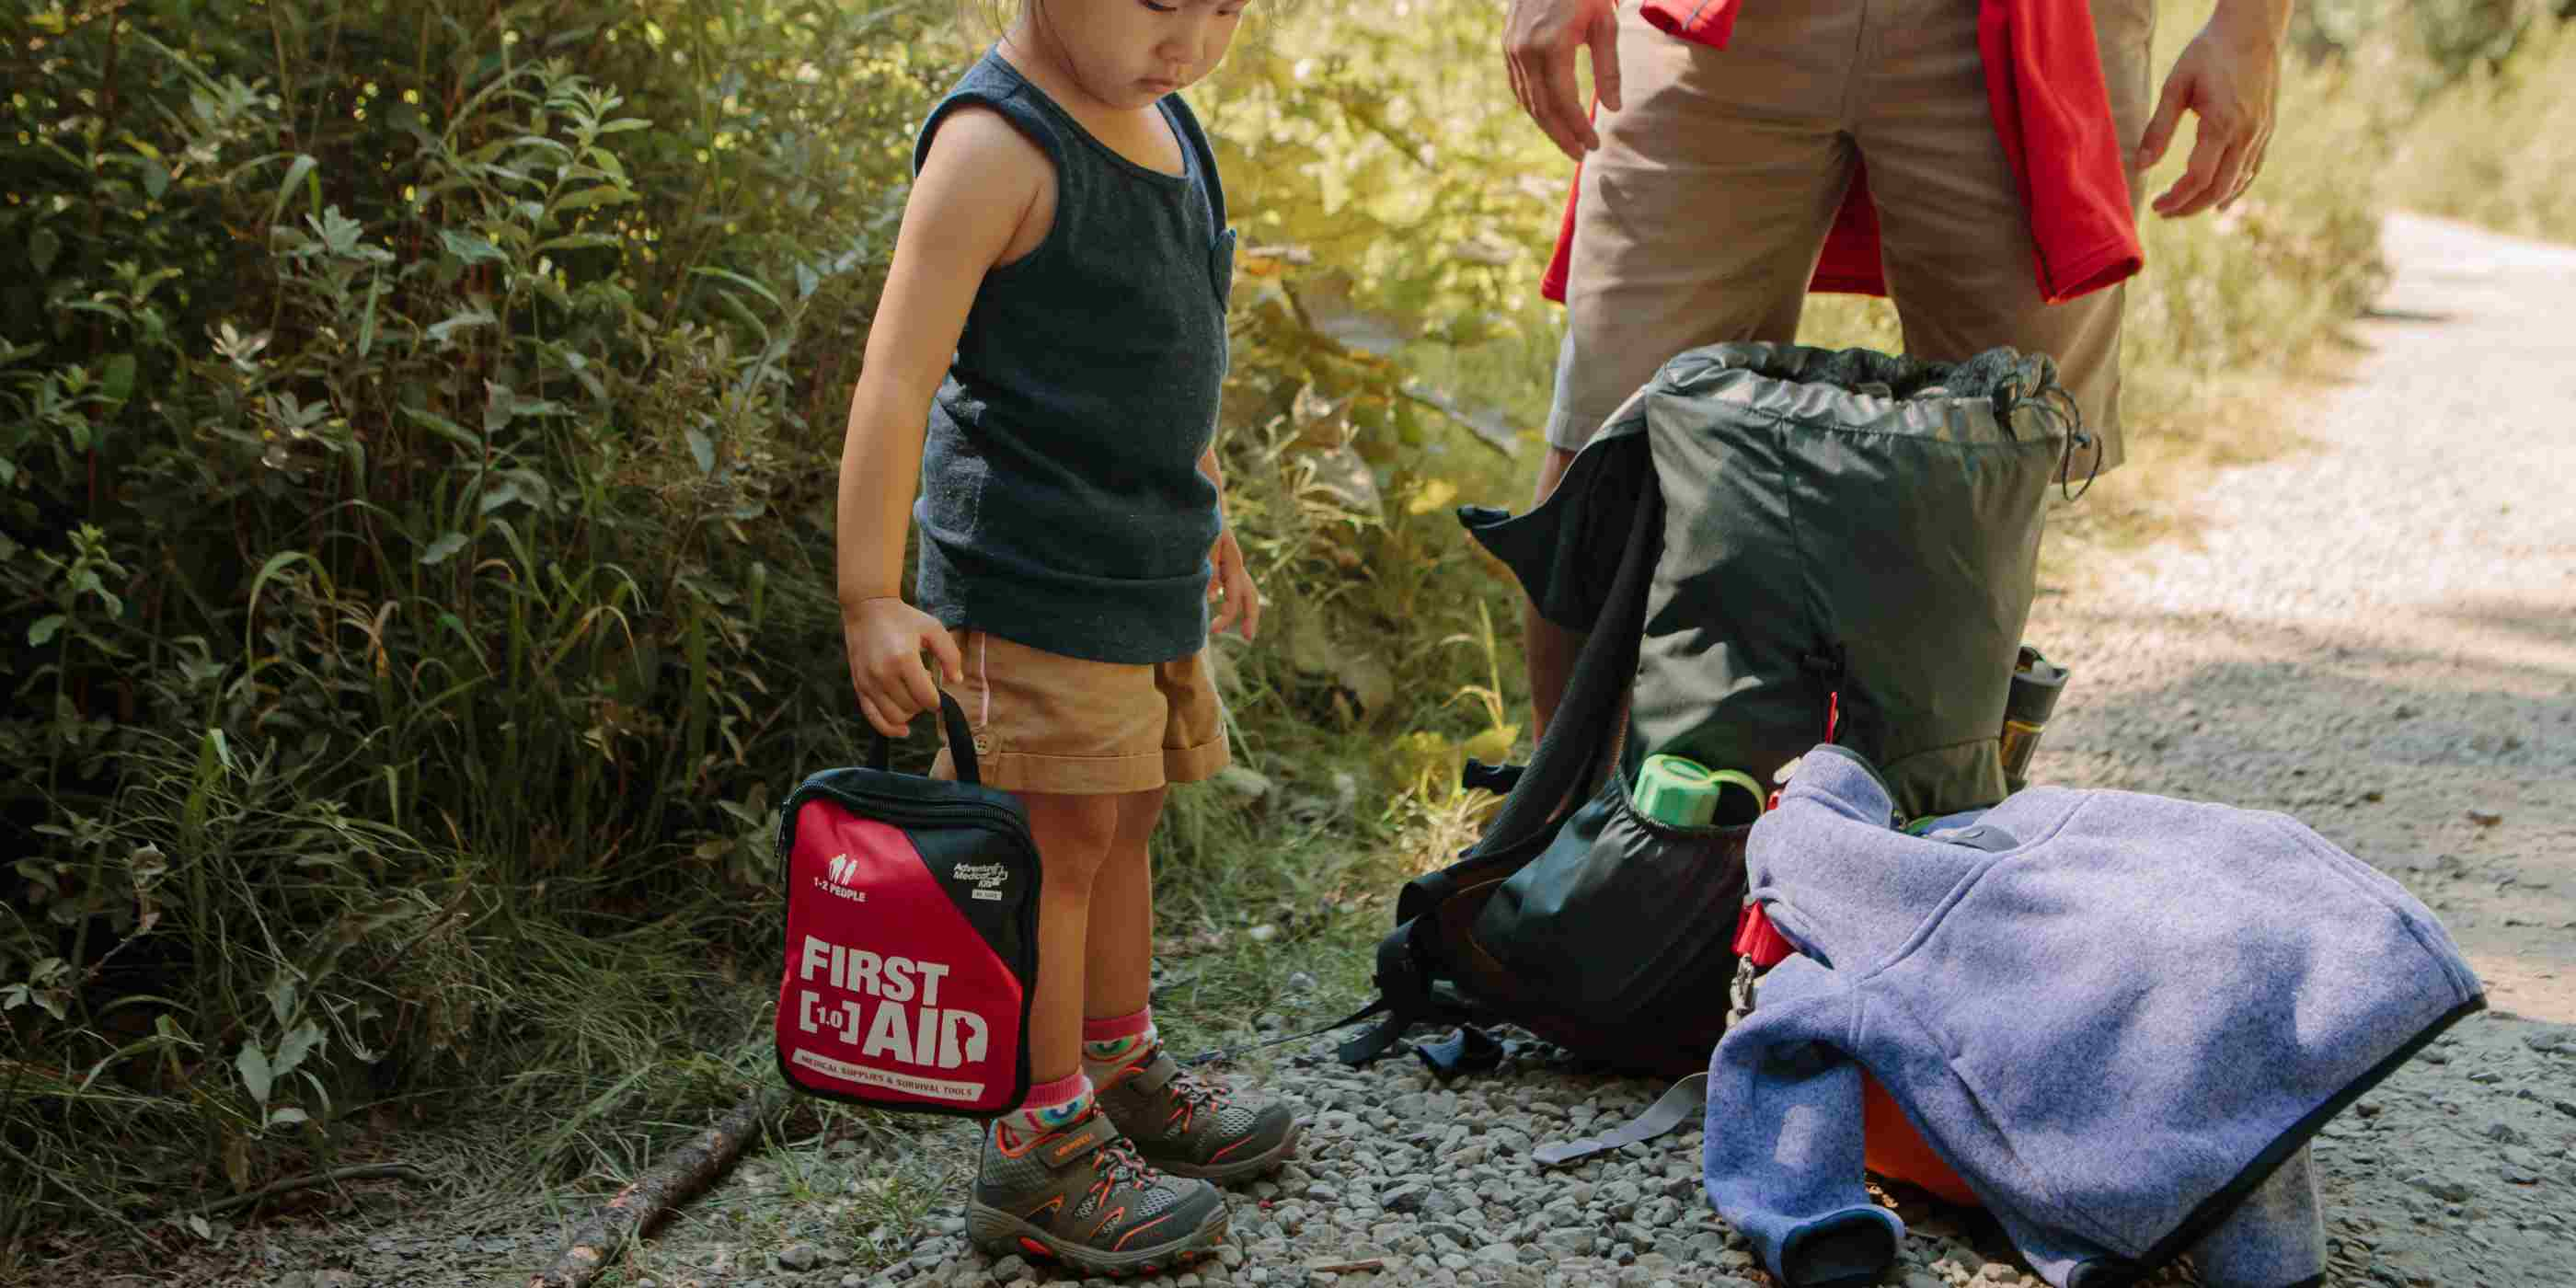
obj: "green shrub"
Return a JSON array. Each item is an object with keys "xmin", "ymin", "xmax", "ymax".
[
  {"xmin": 1, "ymin": 0, "xmax": 946, "ymax": 1234},
  {"xmin": 2391, "ymin": 15, "xmax": 2576, "ymax": 243}
]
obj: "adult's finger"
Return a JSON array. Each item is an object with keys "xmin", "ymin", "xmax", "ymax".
[
  {"xmin": 1543, "ymin": 42, "xmax": 1596, "ymax": 157},
  {"xmin": 2219, "ymin": 135, "xmax": 2268, "ymax": 211},
  {"xmin": 2135, "ymin": 68, "xmax": 2192, "ymax": 172},
  {"xmin": 2154, "ymin": 112, "xmax": 2230, "ymax": 217},
  {"xmin": 1586, "ymin": 4, "xmax": 1622, "ymax": 114},
  {"xmin": 2163, "ymin": 128, "xmax": 2246, "ymax": 219}
]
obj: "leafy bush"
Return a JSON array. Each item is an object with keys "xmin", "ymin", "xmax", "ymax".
[
  {"xmin": 1, "ymin": 0, "xmax": 945, "ymax": 1233},
  {"xmin": 2390, "ymin": 14, "xmax": 2576, "ymax": 243}
]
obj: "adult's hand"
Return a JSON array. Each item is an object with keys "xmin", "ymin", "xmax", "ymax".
[
  {"xmin": 1505, "ymin": 0, "xmax": 1623, "ymax": 163},
  {"xmin": 2136, "ymin": 0, "xmax": 2289, "ymax": 218}
]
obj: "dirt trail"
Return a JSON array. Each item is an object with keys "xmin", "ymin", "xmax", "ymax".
[{"xmin": 2031, "ymin": 211, "xmax": 2576, "ymax": 1024}]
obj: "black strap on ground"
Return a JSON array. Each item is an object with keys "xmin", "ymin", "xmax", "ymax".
[
  {"xmin": 1411, "ymin": 1024, "xmax": 1505, "ymax": 1079},
  {"xmin": 1180, "ymin": 998, "xmax": 1389, "ymax": 1069},
  {"xmin": 1336, "ymin": 922, "xmax": 1444, "ymax": 1068}
]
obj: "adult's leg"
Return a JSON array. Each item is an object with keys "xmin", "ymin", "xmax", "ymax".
[
  {"xmin": 1525, "ymin": 0, "xmax": 1857, "ymax": 741},
  {"xmin": 1854, "ymin": 0, "xmax": 2157, "ymax": 479}
]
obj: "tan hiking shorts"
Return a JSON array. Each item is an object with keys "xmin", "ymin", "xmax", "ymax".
[
  {"xmin": 1546, "ymin": 0, "xmax": 2157, "ymax": 477},
  {"xmin": 928, "ymin": 628, "xmax": 1230, "ymax": 796}
]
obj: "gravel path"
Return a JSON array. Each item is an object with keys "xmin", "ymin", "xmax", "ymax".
[{"xmin": 147, "ymin": 217, "xmax": 2576, "ymax": 1288}]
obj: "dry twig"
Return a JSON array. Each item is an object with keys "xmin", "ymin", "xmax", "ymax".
[{"xmin": 526, "ymin": 1085, "xmax": 786, "ymax": 1288}]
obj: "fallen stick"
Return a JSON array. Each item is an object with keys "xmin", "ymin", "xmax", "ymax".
[
  {"xmin": 527, "ymin": 1084, "xmax": 787, "ymax": 1288},
  {"xmin": 1309, "ymin": 1259, "xmax": 1386, "ymax": 1274},
  {"xmin": 184, "ymin": 1162, "xmax": 435, "ymax": 1218}
]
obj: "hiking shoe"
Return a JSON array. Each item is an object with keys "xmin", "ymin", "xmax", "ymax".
[
  {"xmin": 965, "ymin": 1107, "xmax": 1228, "ymax": 1276},
  {"xmin": 1095, "ymin": 1043, "xmax": 1301, "ymax": 1181}
]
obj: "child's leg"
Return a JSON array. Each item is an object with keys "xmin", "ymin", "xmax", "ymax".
[
  {"xmin": 1018, "ymin": 790, "xmax": 1124, "ymax": 1089},
  {"xmin": 1081, "ymin": 779, "xmax": 1300, "ymax": 1181},
  {"xmin": 1078, "ymin": 788, "xmax": 1165, "ymax": 1079},
  {"xmin": 1083, "ymin": 787, "xmax": 1165, "ymax": 1021}
]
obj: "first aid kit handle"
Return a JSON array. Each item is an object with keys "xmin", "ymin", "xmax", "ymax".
[{"xmin": 867, "ymin": 691, "xmax": 983, "ymax": 784}]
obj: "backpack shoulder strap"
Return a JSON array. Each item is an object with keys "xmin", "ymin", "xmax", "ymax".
[{"xmin": 1338, "ymin": 484, "xmax": 1664, "ymax": 1069}]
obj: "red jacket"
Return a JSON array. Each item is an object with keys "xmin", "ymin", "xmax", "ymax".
[{"xmin": 1539, "ymin": 0, "xmax": 2141, "ymax": 306}]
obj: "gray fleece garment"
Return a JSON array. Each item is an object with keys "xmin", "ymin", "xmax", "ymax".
[{"xmin": 1705, "ymin": 744, "xmax": 2483, "ymax": 1288}]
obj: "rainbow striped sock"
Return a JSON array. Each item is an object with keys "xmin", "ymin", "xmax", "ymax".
[
  {"xmin": 995, "ymin": 1069, "xmax": 1093, "ymax": 1141},
  {"xmin": 1080, "ymin": 1008, "xmax": 1157, "ymax": 1085}
]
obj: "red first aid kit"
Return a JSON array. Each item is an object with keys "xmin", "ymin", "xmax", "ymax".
[{"xmin": 774, "ymin": 694, "xmax": 1041, "ymax": 1118}]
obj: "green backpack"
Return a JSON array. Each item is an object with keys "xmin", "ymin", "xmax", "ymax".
[{"xmin": 1338, "ymin": 342, "xmax": 2087, "ymax": 1078}]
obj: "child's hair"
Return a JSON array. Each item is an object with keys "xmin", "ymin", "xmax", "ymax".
[{"xmin": 954, "ymin": 0, "xmax": 1288, "ymax": 41}]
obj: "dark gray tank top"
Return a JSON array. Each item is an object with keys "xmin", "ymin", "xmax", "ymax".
[{"xmin": 910, "ymin": 52, "xmax": 1235, "ymax": 664}]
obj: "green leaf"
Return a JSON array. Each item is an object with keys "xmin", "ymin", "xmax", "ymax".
[
  {"xmin": 425, "ymin": 305, "xmax": 498, "ymax": 345},
  {"xmin": 142, "ymin": 156, "xmax": 171, "ymax": 201},
  {"xmin": 399, "ymin": 406, "xmax": 479, "ymax": 449},
  {"xmin": 272, "ymin": 1020, "xmax": 324, "ymax": 1079},
  {"xmin": 555, "ymin": 186, "xmax": 636, "ymax": 213},
  {"xmin": 28, "ymin": 615, "xmax": 63, "ymax": 646},
  {"xmin": 439, "ymin": 229, "xmax": 508, "ymax": 266},
  {"xmin": 419, "ymin": 532, "xmax": 468, "ymax": 565},
  {"xmin": 236, "ymin": 1041, "xmax": 272, "ymax": 1107},
  {"xmin": 101, "ymin": 353, "xmax": 137, "ymax": 404},
  {"xmin": 29, "ymin": 226, "xmax": 61, "ymax": 276},
  {"xmin": 264, "ymin": 976, "xmax": 297, "ymax": 1027},
  {"xmin": 684, "ymin": 427, "xmax": 715, "ymax": 476},
  {"xmin": 689, "ymin": 266, "xmax": 781, "ymax": 311},
  {"xmin": 269, "ymin": 154, "xmax": 317, "ymax": 229}
]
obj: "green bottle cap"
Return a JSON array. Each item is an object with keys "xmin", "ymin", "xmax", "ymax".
[{"xmin": 1633, "ymin": 754, "xmax": 1764, "ymax": 827}]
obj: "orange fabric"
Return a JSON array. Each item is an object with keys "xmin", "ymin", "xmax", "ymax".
[
  {"xmin": 1861, "ymin": 1070, "xmax": 1982, "ymax": 1207},
  {"xmin": 1538, "ymin": 0, "xmax": 2140, "ymax": 306}
]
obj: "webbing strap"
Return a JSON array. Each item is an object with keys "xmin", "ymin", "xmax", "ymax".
[{"xmin": 1530, "ymin": 1073, "xmax": 1708, "ymax": 1168}]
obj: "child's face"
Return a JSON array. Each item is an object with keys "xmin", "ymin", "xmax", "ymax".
[{"xmin": 1029, "ymin": 0, "xmax": 1248, "ymax": 109}]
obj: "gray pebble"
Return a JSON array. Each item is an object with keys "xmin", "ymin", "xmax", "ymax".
[
  {"xmin": 780, "ymin": 1242, "xmax": 822, "ymax": 1271},
  {"xmin": 2407, "ymin": 1173, "xmax": 2474, "ymax": 1203}
]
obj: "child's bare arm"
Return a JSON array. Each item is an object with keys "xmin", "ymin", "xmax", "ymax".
[{"xmin": 836, "ymin": 107, "xmax": 1054, "ymax": 736}]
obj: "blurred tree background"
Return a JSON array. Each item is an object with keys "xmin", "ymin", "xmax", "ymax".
[{"xmin": 3, "ymin": 0, "xmax": 2569, "ymax": 1263}]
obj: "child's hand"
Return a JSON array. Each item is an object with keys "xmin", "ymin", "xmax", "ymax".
[
  {"xmin": 1208, "ymin": 528, "xmax": 1260, "ymax": 641},
  {"xmin": 841, "ymin": 597, "xmax": 965, "ymax": 738}
]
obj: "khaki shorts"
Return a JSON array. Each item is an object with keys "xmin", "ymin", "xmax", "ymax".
[
  {"xmin": 1547, "ymin": 0, "xmax": 2156, "ymax": 477},
  {"xmin": 927, "ymin": 628, "xmax": 1231, "ymax": 795}
]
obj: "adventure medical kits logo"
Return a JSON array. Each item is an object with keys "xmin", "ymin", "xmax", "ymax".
[{"xmin": 950, "ymin": 861, "xmax": 1011, "ymax": 902}]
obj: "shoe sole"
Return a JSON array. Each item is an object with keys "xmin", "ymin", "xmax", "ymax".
[
  {"xmin": 1153, "ymin": 1118, "xmax": 1303, "ymax": 1183},
  {"xmin": 966, "ymin": 1199, "xmax": 1229, "ymax": 1278}
]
